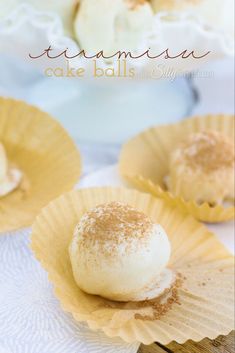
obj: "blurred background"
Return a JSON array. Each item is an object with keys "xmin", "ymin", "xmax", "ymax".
[{"xmin": 0, "ymin": 0, "xmax": 234, "ymax": 174}]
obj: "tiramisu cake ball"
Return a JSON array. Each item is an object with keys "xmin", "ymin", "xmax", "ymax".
[
  {"xmin": 74, "ymin": 0, "xmax": 154, "ymax": 55},
  {"xmin": 0, "ymin": 142, "xmax": 22, "ymax": 198},
  {"xmin": 69, "ymin": 202, "xmax": 174, "ymax": 302},
  {"xmin": 166, "ymin": 131, "xmax": 235, "ymax": 205}
]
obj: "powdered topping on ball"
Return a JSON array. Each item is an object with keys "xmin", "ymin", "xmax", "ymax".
[
  {"xmin": 181, "ymin": 131, "xmax": 234, "ymax": 172},
  {"xmin": 70, "ymin": 201, "xmax": 175, "ymax": 302},
  {"xmin": 78, "ymin": 202, "xmax": 152, "ymax": 240},
  {"xmin": 167, "ymin": 130, "xmax": 235, "ymax": 204}
]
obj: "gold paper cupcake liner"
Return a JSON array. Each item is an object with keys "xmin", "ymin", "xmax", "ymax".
[
  {"xmin": 119, "ymin": 115, "xmax": 235, "ymax": 223},
  {"xmin": 0, "ymin": 97, "xmax": 81, "ymax": 233},
  {"xmin": 31, "ymin": 187, "xmax": 234, "ymax": 345}
]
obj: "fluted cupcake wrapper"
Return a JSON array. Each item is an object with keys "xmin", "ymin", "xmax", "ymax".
[
  {"xmin": 0, "ymin": 98, "xmax": 81, "ymax": 233},
  {"xmin": 31, "ymin": 187, "xmax": 234, "ymax": 345},
  {"xmin": 119, "ymin": 115, "xmax": 235, "ymax": 223}
]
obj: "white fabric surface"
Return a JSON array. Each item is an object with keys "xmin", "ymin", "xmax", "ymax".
[{"xmin": 0, "ymin": 169, "xmax": 143, "ymax": 353}]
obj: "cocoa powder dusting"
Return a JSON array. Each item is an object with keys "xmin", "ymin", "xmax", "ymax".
[
  {"xmin": 76, "ymin": 202, "xmax": 154, "ymax": 257},
  {"xmin": 180, "ymin": 131, "xmax": 234, "ymax": 172},
  {"xmin": 134, "ymin": 274, "xmax": 182, "ymax": 321},
  {"xmin": 101, "ymin": 273, "xmax": 183, "ymax": 321},
  {"xmin": 103, "ymin": 273, "xmax": 183, "ymax": 322}
]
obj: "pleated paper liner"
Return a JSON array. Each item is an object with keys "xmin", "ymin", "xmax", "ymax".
[
  {"xmin": 0, "ymin": 97, "xmax": 81, "ymax": 233},
  {"xmin": 119, "ymin": 114, "xmax": 235, "ymax": 223},
  {"xmin": 31, "ymin": 187, "xmax": 234, "ymax": 345}
]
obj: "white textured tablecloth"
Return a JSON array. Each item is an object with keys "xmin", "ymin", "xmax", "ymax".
[{"xmin": 0, "ymin": 232, "xmax": 139, "ymax": 353}]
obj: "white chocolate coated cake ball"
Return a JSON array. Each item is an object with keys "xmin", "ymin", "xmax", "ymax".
[
  {"xmin": 0, "ymin": 142, "xmax": 22, "ymax": 198},
  {"xmin": 167, "ymin": 131, "xmax": 235, "ymax": 205},
  {"xmin": 74, "ymin": 0, "xmax": 154, "ymax": 55},
  {"xmin": 70, "ymin": 202, "xmax": 174, "ymax": 302}
]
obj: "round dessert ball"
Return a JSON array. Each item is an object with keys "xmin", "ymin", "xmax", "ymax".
[
  {"xmin": 0, "ymin": 142, "xmax": 22, "ymax": 197},
  {"xmin": 0, "ymin": 142, "xmax": 8, "ymax": 181},
  {"xmin": 167, "ymin": 131, "xmax": 235, "ymax": 204},
  {"xmin": 69, "ymin": 202, "xmax": 173, "ymax": 302},
  {"xmin": 74, "ymin": 0, "xmax": 154, "ymax": 55}
]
